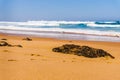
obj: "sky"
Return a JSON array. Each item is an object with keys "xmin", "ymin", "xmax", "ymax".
[{"xmin": 0, "ymin": 0, "xmax": 120, "ymax": 21}]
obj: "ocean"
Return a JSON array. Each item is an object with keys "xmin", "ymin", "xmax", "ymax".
[{"xmin": 0, "ymin": 21, "xmax": 120, "ymax": 42}]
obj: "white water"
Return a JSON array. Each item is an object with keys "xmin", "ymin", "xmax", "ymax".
[{"xmin": 0, "ymin": 21, "xmax": 120, "ymax": 40}]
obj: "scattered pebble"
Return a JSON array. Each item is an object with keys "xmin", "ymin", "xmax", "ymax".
[
  {"xmin": 36, "ymin": 54, "xmax": 41, "ymax": 56},
  {"xmin": 71, "ymin": 60, "xmax": 75, "ymax": 62},
  {"xmin": 30, "ymin": 58, "xmax": 36, "ymax": 60},
  {"xmin": 69, "ymin": 41, "xmax": 72, "ymax": 42},
  {"xmin": 31, "ymin": 54, "xmax": 35, "ymax": 56},
  {"xmin": 3, "ymin": 50, "xmax": 9, "ymax": 52},
  {"xmin": 31, "ymin": 54, "xmax": 41, "ymax": 56},
  {"xmin": 8, "ymin": 59, "xmax": 17, "ymax": 61},
  {"xmin": 14, "ymin": 45, "xmax": 23, "ymax": 48},
  {"xmin": 63, "ymin": 60, "xmax": 66, "ymax": 62},
  {"xmin": 0, "ymin": 41, "xmax": 23, "ymax": 48},
  {"xmin": 23, "ymin": 37, "xmax": 32, "ymax": 41},
  {"xmin": 1, "ymin": 38, "xmax": 7, "ymax": 40},
  {"xmin": 0, "ymin": 41, "xmax": 9, "ymax": 46}
]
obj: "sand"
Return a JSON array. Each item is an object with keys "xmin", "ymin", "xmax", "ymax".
[{"xmin": 0, "ymin": 33, "xmax": 120, "ymax": 80}]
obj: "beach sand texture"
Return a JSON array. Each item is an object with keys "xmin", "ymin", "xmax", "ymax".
[{"xmin": 0, "ymin": 34, "xmax": 120, "ymax": 80}]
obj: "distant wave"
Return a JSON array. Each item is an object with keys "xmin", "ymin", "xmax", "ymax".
[
  {"xmin": 0, "ymin": 20, "xmax": 120, "ymax": 37},
  {"xmin": 0, "ymin": 21, "xmax": 93, "ymax": 26},
  {"xmin": 87, "ymin": 23, "xmax": 120, "ymax": 28},
  {"xmin": 0, "ymin": 20, "xmax": 120, "ymax": 28}
]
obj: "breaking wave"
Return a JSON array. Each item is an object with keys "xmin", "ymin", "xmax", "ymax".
[
  {"xmin": 0, "ymin": 20, "xmax": 120, "ymax": 27},
  {"xmin": 0, "ymin": 20, "xmax": 120, "ymax": 37}
]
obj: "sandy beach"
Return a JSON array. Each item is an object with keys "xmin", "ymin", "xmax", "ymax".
[{"xmin": 0, "ymin": 33, "xmax": 120, "ymax": 80}]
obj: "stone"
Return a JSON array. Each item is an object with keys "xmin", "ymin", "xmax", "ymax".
[
  {"xmin": 0, "ymin": 41, "xmax": 23, "ymax": 48},
  {"xmin": 0, "ymin": 41, "xmax": 9, "ymax": 46},
  {"xmin": 1, "ymin": 38, "xmax": 7, "ymax": 40},
  {"xmin": 22, "ymin": 37, "xmax": 32, "ymax": 41},
  {"xmin": 7, "ymin": 44, "xmax": 14, "ymax": 47},
  {"xmin": 14, "ymin": 45, "xmax": 23, "ymax": 48}
]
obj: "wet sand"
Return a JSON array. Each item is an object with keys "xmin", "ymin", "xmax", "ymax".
[{"xmin": 0, "ymin": 33, "xmax": 120, "ymax": 80}]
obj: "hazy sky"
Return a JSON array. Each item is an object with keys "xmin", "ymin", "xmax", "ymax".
[{"xmin": 0, "ymin": 0, "xmax": 120, "ymax": 21}]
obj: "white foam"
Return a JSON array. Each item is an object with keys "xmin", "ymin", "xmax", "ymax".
[
  {"xmin": 0, "ymin": 21, "xmax": 120, "ymax": 37},
  {"xmin": 1, "ymin": 20, "xmax": 120, "ymax": 28},
  {"xmin": 0, "ymin": 25, "xmax": 120, "ymax": 37},
  {"xmin": 0, "ymin": 20, "xmax": 94, "ymax": 26},
  {"xmin": 87, "ymin": 23, "xmax": 120, "ymax": 27}
]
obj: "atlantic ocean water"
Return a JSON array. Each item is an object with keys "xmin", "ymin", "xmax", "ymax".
[{"xmin": 0, "ymin": 21, "xmax": 120, "ymax": 42}]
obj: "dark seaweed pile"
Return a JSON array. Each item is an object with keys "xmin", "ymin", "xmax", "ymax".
[
  {"xmin": 52, "ymin": 44, "xmax": 115, "ymax": 59},
  {"xmin": 0, "ymin": 41, "xmax": 22, "ymax": 47}
]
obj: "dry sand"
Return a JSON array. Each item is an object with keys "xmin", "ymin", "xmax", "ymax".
[{"xmin": 0, "ymin": 34, "xmax": 120, "ymax": 80}]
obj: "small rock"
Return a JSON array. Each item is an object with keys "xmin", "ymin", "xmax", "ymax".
[
  {"xmin": 3, "ymin": 50, "xmax": 9, "ymax": 52},
  {"xmin": 31, "ymin": 54, "xmax": 35, "ymax": 56},
  {"xmin": 36, "ymin": 54, "xmax": 41, "ymax": 56},
  {"xmin": 14, "ymin": 45, "xmax": 23, "ymax": 48},
  {"xmin": 8, "ymin": 59, "xmax": 17, "ymax": 61},
  {"xmin": 1, "ymin": 38, "xmax": 7, "ymax": 40},
  {"xmin": 7, "ymin": 44, "xmax": 14, "ymax": 47},
  {"xmin": 23, "ymin": 37, "xmax": 32, "ymax": 41},
  {"xmin": 0, "ymin": 41, "xmax": 9, "ymax": 46},
  {"xmin": 0, "ymin": 41, "xmax": 23, "ymax": 48},
  {"xmin": 30, "ymin": 59, "xmax": 35, "ymax": 60}
]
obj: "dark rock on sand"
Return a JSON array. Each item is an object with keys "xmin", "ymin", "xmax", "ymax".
[
  {"xmin": 14, "ymin": 45, "xmax": 23, "ymax": 48},
  {"xmin": 8, "ymin": 59, "xmax": 17, "ymax": 61},
  {"xmin": 23, "ymin": 37, "xmax": 32, "ymax": 41},
  {"xmin": 7, "ymin": 44, "xmax": 14, "ymax": 47},
  {"xmin": 0, "ymin": 41, "xmax": 9, "ymax": 46},
  {"xmin": 1, "ymin": 38, "xmax": 7, "ymax": 40},
  {"xmin": 52, "ymin": 44, "xmax": 115, "ymax": 59},
  {"xmin": 0, "ymin": 41, "xmax": 23, "ymax": 48}
]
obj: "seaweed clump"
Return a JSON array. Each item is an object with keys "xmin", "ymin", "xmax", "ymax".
[
  {"xmin": 0, "ymin": 41, "xmax": 22, "ymax": 48},
  {"xmin": 52, "ymin": 44, "xmax": 115, "ymax": 59}
]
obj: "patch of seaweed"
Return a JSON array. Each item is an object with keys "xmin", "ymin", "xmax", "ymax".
[
  {"xmin": 0, "ymin": 41, "xmax": 23, "ymax": 48},
  {"xmin": 52, "ymin": 44, "xmax": 115, "ymax": 59}
]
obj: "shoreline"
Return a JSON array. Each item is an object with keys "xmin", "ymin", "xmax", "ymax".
[
  {"xmin": 0, "ymin": 32, "xmax": 119, "ymax": 43},
  {"xmin": 0, "ymin": 30, "xmax": 120, "ymax": 42}
]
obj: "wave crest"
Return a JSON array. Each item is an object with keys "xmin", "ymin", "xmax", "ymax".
[{"xmin": 0, "ymin": 20, "xmax": 120, "ymax": 37}]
